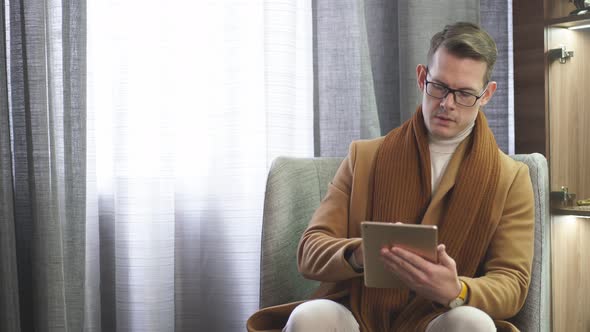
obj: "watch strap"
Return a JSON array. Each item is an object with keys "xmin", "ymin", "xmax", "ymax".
[{"xmin": 448, "ymin": 280, "xmax": 468, "ymax": 308}]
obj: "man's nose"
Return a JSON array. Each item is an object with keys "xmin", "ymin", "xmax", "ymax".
[{"xmin": 440, "ymin": 91, "xmax": 456, "ymax": 109}]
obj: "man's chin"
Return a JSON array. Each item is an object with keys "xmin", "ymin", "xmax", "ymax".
[{"xmin": 431, "ymin": 129, "xmax": 456, "ymax": 139}]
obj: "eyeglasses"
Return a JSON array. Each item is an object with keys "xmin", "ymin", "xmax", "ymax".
[{"xmin": 424, "ymin": 69, "xmax": 488, "ymax": 107}]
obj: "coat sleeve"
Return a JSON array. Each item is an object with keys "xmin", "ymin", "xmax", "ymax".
[
  {"xmin": 297, "ymin": 142, "xmax": 364, "ymax": 282},
  {"xmin": 460, "ymin": 163, "xmax": 535, "ymax": 319}
]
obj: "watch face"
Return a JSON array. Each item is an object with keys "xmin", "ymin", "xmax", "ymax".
[{"xmin": 449, "ymin": 298, "xmax": 465, "ymax": 309}]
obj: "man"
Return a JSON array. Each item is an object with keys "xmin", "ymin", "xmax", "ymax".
[{"xmin": 247, "ymin": 22, "xmax": 534, "ymax": 332}]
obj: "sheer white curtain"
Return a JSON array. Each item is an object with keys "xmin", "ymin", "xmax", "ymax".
[{"xmin": 87, "ymin": 0, "xmax": 313, "ymax": 330}]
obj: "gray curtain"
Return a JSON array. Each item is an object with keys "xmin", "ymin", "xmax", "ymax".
[
  {"xmin": 314, "ymin": 0, "xmax": 512, "ymax": 157},
  {"xmin": 0, "ymin": 0, "xmax": 87, "ymax": 331},
  {"xmin": 480, "ymin": 0, "xmax": 512, "ymax": 153}
]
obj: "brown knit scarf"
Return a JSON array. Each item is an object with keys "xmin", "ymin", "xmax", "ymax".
[{"xmin": 350, "ymin": 106, "xmax": 501, "ymax": 331}]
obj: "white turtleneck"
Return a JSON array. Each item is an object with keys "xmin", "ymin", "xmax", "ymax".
[{"xmin": 428, "ymin": 121, "xmax": 474, "ymax": 194}]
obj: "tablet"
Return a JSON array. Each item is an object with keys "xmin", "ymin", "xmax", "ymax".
[{"xmin": 360, "ymin": 221, "xmax": 438, "ymax": 288}]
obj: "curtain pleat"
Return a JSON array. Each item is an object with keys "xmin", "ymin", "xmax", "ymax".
[
  {"xmin": 61, "ymin": 0, "xmax": 88, "ymax": 329},
  {"xmin": 481, "ymin": 0, "xmax": 512, "ymax": 153},
  {"xmin": 1, "ymin": 0, "xmax": 87, "ymax": 330},
  {"xmin": 0, "ymin": 1, "xmax": 22, "ymax": 331},
  {"xmin": 313, "ymin": 0, "xmax": 381, "ymax": 157},
  {"xmin": 9, "ymin": 0, "xmax": 52, "ymax": 329}
]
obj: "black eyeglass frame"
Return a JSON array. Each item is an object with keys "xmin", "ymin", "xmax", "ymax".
[{"xmin": 423, "ymin": 67, "xmax": 489, "ymax": 107}]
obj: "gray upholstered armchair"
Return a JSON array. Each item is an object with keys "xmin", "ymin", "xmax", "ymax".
[{"xmin": 258, "ymin": 154, "xmax": 551, "ymax": 331}]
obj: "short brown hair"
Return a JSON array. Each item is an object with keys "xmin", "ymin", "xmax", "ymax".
[{"xmin": 427, "ymin": 22, "xmax": 497, "ymax": 83}]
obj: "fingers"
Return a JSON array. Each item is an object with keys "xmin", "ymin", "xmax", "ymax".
[
  {"xmin": 392, "ymin": 247, "xmax": 429, "ymax": 269},
  {"xmin": 380, "ymin": 245, "xmax": 461, "ymax": 304},
  {"xmin": 380, "ymin": 247, "xmax": 427, "ymax": 283},
  {"xmin": 437, "ymin": 244, "xmax": 456, "ymax": 270}
]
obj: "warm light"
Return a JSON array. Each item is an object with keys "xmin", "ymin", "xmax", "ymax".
[
  {"xmin": 553, "ymin": 215, "xmax": 577, "ymax": 226},
  {"xmin": 568, "ymin": 24, "xmax": 590, "ymax": 30},
  {"xmin": 553, "ymin": 214, "xmax": 590, "ymax": 224}
]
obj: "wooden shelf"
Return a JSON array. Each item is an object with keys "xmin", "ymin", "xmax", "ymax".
[
  {"xmin": 552, "ymin": 205, "xmax": 590, "ymax": 217},
  {"xmin": 546, "ymin": 13, "xmax": 590, "ymax": 28}
]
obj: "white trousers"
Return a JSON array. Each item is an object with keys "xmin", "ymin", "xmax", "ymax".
[{"xmin": 283, "ymin": 299, "xmax": 496, "ymax": 332}]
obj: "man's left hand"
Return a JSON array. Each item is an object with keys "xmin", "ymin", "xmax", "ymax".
[{"xmin": 379, "ymin": 244, "xmax": 462, "ymax": 306}]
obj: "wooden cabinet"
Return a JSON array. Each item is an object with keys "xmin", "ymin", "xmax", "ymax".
[
  {"xmin": 514, "ymin": 3, "xmax": 590, "ymax": 198},
  {"xmin": 546, "ymin": 18, "xmax": 590, "ymax": 201},
  {"xmin": 550, "ymin": 214, "xmax": 590, "ymax": 332},
  {"xmin": 515, "ymin": 1, "xmax": 590, "ymax": 331}
]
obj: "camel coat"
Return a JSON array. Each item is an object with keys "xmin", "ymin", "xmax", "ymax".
[{"xmin": 247, "ymin": 136, "xmax": 534, "ymax": 332}]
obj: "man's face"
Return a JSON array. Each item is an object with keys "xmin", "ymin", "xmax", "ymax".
[{"xmin": 416, "ymin": 48, "xmax": 497, "ymax": 139}]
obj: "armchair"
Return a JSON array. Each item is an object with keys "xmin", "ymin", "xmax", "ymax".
[{"xmin": 258, "ymin": 154, "xmax": 551, "ymax": 331}]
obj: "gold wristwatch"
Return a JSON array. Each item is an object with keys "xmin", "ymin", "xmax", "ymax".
[{"xmin": 448, "ymin": 280, "xmax": 468, "ymax": 309}]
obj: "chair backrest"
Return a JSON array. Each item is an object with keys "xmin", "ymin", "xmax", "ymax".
[
  {"xmin": 507, "ymin": 154, "xmax": 551, "ymax": 332},
  {"xmin": 259, "ymin": 154, "xmax": 550, "ymax": 332}
]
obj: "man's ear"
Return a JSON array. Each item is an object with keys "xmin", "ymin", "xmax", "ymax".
[
  {"xmin": 478, "ymin": 81, "xmax": 497, "ymax": 107},
  {"xmin": 416, "ymin": 64, "xmax": 427, "ymax": 91}
]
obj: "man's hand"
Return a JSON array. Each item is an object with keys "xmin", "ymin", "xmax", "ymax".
[{"xmin": 379, "ymin": 244, "xmax": 462, "ymax": 306}]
